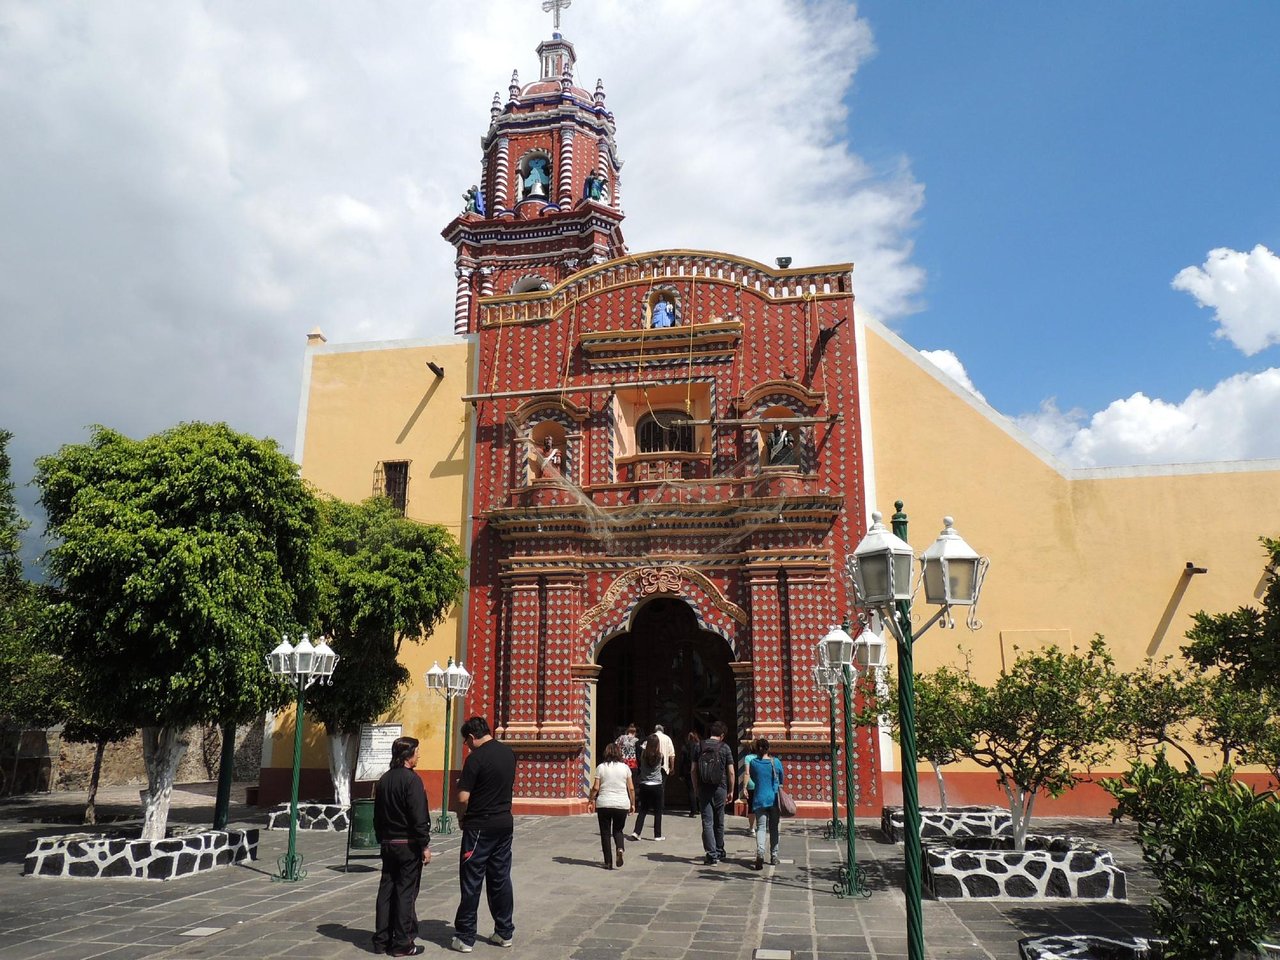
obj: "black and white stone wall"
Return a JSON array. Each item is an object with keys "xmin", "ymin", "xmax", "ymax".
[
  {"xmin": 881, "ymin": 805, "xmax": 1012, "ymax": 843},
  {"xmin": 925, "ymin": 835, "xmax": 1126, "ymax": 900},
  {"xmin": 25, "ymin": 828, "xmax": 258, "ymax": 880},
  {"xmin": 266, "ymin": 802, "xmax": 349, "ymax": 831},
  {"xmin": 1018, "ymin": 935, "xmax": 1157, "ymax": 960}
]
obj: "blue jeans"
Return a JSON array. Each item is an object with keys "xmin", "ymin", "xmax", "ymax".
[
  {"xmin": 754, "ymin": 804, "xmax": 780, "ymax": 861},
  {"xmin": 698, "ymin": 786, "xmax": 727, "ymax": 861},
  {"xmin": 454, "ymin": 830, "xmax": 514, "ymax": 946}
]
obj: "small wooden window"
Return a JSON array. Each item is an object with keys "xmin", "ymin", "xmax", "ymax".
[{"xmin": 380, "ymin": 461, "xmax": 410, "ymax": 514}]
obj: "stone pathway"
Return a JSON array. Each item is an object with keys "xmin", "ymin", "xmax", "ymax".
[{"xmin": 0, "ymin": 800, "xmax": 1158, "ymax": 960}]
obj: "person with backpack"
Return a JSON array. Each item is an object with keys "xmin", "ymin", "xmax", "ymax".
[
  {"xmin": 691, "ymin": 720, "xmax": 735, "ymax": 865},
  {"xmin": 746, "ymin": 738, "xmax": 784, "ymax": 870}
]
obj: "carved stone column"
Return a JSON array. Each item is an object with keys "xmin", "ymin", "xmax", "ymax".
[
  {"xmin": 494, "ymin": 135, "xmax": 511, "ymax": 211},
  {"xmin": 558, "ymin": 127, "xmax": 574, "ymax": 207},
  {"xmin": 746, "ymin": 563, "xmax": 787, "ymax": 741},
  {"xmin": 453, "ymin": 266, "xmax": 474, "ymax": 335},
  {"xmin": 501, "ymin": 578, "xmax": 542, "ymax": 740},
  {"xmin": 539, "ymin": 573, "xmax": 584, "ymax": 741}
]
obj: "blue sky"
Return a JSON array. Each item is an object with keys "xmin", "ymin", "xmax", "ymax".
[
  {"xmin": 849, "ymin": 2, "xmax": 1280, "ymax": 423},
  {"xmin": 2, "ymin": 1, "xmax": 1279, "ymax": 567}
]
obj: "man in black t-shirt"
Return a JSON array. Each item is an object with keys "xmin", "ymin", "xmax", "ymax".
[{"xmin": 450, "ymin": 716, "xmax": 517, "ymax": 953}]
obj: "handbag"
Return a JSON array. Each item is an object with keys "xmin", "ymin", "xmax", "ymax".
[{"xmin": 772, "ymin": 760, "xmax": 797, "ymax": 818}]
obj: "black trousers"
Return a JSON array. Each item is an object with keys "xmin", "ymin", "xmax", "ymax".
[
  {"xmin": 633, "ymin": 781, "xmax": 664, "ymax": 837},
  {"xmin": 596, "ymin": 808, "xmax": 627, "ymax": 865},
  {"xmin": 373, "ymin": 841, "xmax": 423, "ymax": 951},
  {"xmin": 454, "ymin": 829, "xmax": 514, "ymax": 947}
]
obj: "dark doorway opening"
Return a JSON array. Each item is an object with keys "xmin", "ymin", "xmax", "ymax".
[{"xmin": 595, "ymin": 597, "xmax": 736, "ymax": 809}]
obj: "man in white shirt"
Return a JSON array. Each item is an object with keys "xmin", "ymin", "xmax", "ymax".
[{"xmin": 652, "ymin": 724, "xmax": 676, "ymax": 776}]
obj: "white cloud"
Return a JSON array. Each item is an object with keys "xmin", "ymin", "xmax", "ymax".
[
  {"xmin": 0, "ymin": 0, "xmax": 926, "ymax": 554},
  {"xmin": 920, "ymin": 349, "xmax": 986, "ymax": 403},
  {"xmin": 1173, "ymin": 245, "xmax": 1280, "ymax": 356},
  {"xmin": 1016, "ymin": 370, "xmax": 1280, "ymax": 467}
]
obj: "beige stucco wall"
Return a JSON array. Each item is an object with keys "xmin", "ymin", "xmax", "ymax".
[
  {"xmin": 861, "ymin": 318, "xmax": 1280, "ymax": 771},
  {"xmin": 264, "ymin": 334, "xmax": 475, "ymax": 774}
]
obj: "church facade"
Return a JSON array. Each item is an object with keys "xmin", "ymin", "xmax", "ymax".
[{"xmin": 262, "ymin": 24, "xmax": 1280, "ymax": 816}]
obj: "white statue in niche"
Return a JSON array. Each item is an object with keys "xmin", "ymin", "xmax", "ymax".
[{"xmin": 537, "ymin": 435, "xmax": 562, "ymax": 478}]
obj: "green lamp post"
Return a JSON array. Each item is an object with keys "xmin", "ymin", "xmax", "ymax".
[
  {"xmin": 847, "ymin": 502, "xmax": 988, "ymax": 960},
  {"xmin": 811, "ymin": 648, "xmax": 845, "ymax": 842},
  {"xmin": 265, "ymin": 632, "xmax": 339, "ymax": 883},
  {"xmin": 819, "ymin": 622, "xmax": 886, "ymax": 899},
  {"xmin": 425, "ymin": 657, "xmax": 472, "ymax": 835}
]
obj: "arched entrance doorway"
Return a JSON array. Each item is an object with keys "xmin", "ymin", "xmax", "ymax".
[{"xmin": 595, "ymin": 597, "xmax": 737, "ymax": 808}]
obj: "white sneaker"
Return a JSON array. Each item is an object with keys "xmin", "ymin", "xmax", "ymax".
[
  {"xmin": 449, "ymin": 937, "xmax": 473, "ymax": 953},
  {"xmin": 653, "ymin": 835, "xmax": 666, "ymax": 841},
  {"xmin": 488, "ymin": 933, "xmax": 514, "ymax": 948},
  {"xmin": 626, "ymin": 832, "xmax": 641, "ymax": 841}
]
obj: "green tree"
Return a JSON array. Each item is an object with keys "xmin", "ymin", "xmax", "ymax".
[
  {"xmin": 307, "ymin": 496, "xmax": 466, "ymax": 805},
  {"xmin": 35, "ymin": 422, "xmax": 319, "ymax": 839},
  {"xmin": 1103, "ymin": 753, "xmax": 1280, "ymax": 959},
  {"xmin": 0, "ymin": 430, "xmax": 64, "ymax": 793},
  {"xmin": 1182, "ymin": 536, "xmax": 1280, "ymax": 691},
  {"xmin": 1112, "ymin": 656, "xmax": 1200, "ymax": 768},
  {"xmin": 864, "ymin": 659, "xmax": 980, "ymax": 811},
  {"xmin": 1181, "ymin": 537, "xmax": 1280, "ymax": 781},
  {"xmin": 967, "ymin": 637, "xmax": 1121, "ymax": 848}
]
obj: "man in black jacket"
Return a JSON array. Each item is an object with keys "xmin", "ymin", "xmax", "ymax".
[{"xmin": 373, "ymin": 736, "xmax": 432, "ymax": 957}]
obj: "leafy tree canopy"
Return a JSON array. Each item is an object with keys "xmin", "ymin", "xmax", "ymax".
[
  {"xmin": 0, "ymin": 429, "xmax": 63, "ymax": 733},
  {"xmin": 307, "ymin": 496, "xmax": 466, "ymax": 734},
  {"xmin": 1104, "ymin": 754, "xmax": 1280, "ymax": 960},
  {"xmin": 969, "ymin": 636, "xmax": 1121, "ymax": 799},
  {"xmin": 1182, "ymin": 536, "xmax": 1280, "ymax": 690},
  {"xmin": 34, "ymin": 422, "xmax": 319, "ymax": 729}
]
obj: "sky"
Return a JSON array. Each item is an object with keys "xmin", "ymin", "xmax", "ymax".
[{"xmin": 2, "ymin": 1, "xmax": 1279, "ymax": 566}]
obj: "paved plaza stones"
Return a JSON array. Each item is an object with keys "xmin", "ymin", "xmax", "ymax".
[{"xmin": 0, "ymin": 785, "xmax": 1158, "ymax": 960}]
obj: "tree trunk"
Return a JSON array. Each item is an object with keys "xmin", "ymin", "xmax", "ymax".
[
  {"xmin": 212, "ymin": 721, "xmax": 236, "ymax": 830},
  {"xmin": 327, "ymin": 731, "xmax": 357, "ymax": 807},
  {"xmin": 1003, "ymin": 782, "xmax": 1034, "ymax": 851},
  {"xmin": 932, "ymin": 761, "xmax": 948, "ymax": 812},
  {"xmin": 84, "ymin": 740, "xmax": 106, "ymax": 825},
  {"xmin": 140, "ymin": 726, "xmax": 188, "ymax": 841}
]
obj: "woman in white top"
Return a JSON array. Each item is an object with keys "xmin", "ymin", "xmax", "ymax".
[{"xmin": 588, "ymin": 742, "xmax": 636, "ymax": 869}]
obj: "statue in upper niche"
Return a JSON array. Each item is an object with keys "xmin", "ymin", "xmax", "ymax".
[
  {"xmin": 651, "ymin": 299, "xmax": 676, "ymax": 328},
  {"xmin": 583, "ymin": 171, "xmax": 608, "ymax": 201},
  {"xmin": 768, "ymin": 424, "xmax": 797, "ymax": 466},
  {"xmin": 463, "ymin": 184, "xmax": 486, "ymax": 216},
  {"xmin": 523, "ymin": 158, "xmax": 551, "ymax": 199},
  {"xmin": 538, "ymin": 435, "xmax": 562, "ymax": 477}
]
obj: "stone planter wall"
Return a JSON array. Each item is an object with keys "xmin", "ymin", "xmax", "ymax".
[
  {"xmin": 24, "ymin": 828, "xmax": 258, "ymax": 880},
  {"xmin": 266, "ymin": 802, "xmax": 348, "ymax": 831},
  {"xmin": 881, "ymin": 805, "xmax": 1012, "ymax": 843},
  {"xmin": 1020, "ymin": 935, "xmax": 1280, "ymax": 960},
  {"xmin": 924, "ymin": 835, "xmax": 1126, "ymax": 900}
]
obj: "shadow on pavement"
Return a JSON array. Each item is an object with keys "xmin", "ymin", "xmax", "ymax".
[{"xmin": 550, "ymin": 855, "xmax": 604, "ymax": 868}]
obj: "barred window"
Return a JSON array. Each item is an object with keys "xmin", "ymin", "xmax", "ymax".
[
  {"xmin": 637, "ymin": 411, "xmax": 694, "ymax": 454},
  {"xmin": 380, "ymin": 461, "xmax": 410, "ymax": 514}
]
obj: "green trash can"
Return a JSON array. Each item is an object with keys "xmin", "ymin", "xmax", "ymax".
[{"xmin": 346, "ymin": 798, "xmax": 378, "ymax": 870}]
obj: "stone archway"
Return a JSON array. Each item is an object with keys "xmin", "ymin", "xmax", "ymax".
[{"xmin": 595, "ymin": 597, "xmax": 737, "ymax": 809}]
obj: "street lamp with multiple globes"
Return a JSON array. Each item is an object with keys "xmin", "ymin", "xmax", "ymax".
[
  {"xmin": 817, "ymin": 621, "xmax": 887, "ymax": 898},
  {"xmin": 425, "ymin": 657, "xmax": 472, "ymax": 835},
  {"xmin": 846, "ymin": 502, "xmax": 988, "ymax": 960},
  {"xmin": 265, "ymin": 632, "xmax": 339, "ymax": 882}
]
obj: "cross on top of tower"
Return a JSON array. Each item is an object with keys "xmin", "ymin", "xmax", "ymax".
[{"xmin": 542, "ymin": 0, "xmax": 571, "ymax": 32}]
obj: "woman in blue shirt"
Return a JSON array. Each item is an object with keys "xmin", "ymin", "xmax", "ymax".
[{"xmin": 747, "ymin": 738, "xmax": 784, "ymax": 870}]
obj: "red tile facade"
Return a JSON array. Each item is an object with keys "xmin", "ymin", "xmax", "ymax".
[{"xmin": 447, "ymin": 32, "xmax": 876, "ymax": 816}]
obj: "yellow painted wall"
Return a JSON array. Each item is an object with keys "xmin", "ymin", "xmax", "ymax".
[
  {"xmin": 862, "ymin": 318, "xmax": 1280, "ymax": 771},
  {"xmin": 264, "ymin": 334, "xmax": 475, "ymax": 773}
]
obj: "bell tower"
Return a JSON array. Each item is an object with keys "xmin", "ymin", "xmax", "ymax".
[{"xmin": 441, "ymin": 23, "xmax": 626, "ymax": 335}]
